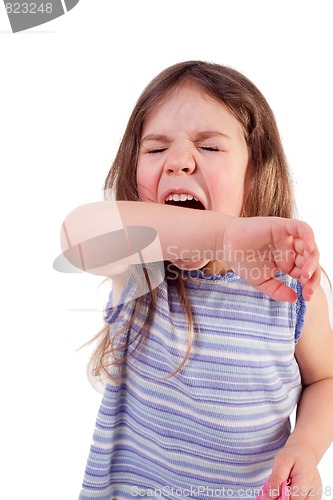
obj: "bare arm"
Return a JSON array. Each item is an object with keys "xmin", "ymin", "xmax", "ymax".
[
  {"xmin": 59, "ymin": 200, "xmax": 320, "ymax": 302},
  {"xmin": 60, "ymin": 201, "xmax": 232, "ymax": 265},
  {"xmin": 268, "ymin": 283, "xmax": 333, "ymax": 498}
]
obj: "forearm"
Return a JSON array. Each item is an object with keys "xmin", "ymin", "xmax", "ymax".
[
  {"xmin": 61, "ymin": 200, "xmax": 232, "ymax": 268},
  {"xmin": 285, "ymin": 378, "xmax": 333, "ymax": 463},
  {"xmin": 118, "ymin": 201, "xmax": 234, "ymax": 261}
]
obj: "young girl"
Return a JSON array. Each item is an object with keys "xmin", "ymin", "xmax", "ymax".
[{"xmin": 60, "ymin": 61, "xmax": 333, "ymax": 499}]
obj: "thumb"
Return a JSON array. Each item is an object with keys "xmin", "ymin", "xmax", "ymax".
[
  {"xmin": 256, "ymin": 278, "xmax": 298, "ymax": 303},
  {"xmin": 268, "ymin": 455, "xmax": 293, "ymax": 498}
]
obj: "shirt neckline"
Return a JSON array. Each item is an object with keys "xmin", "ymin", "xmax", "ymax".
[{"xmin": 179, "ymin": 268, "xmax": 238, "ymax": 282}]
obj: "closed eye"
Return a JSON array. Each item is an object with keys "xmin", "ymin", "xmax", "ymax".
[
  {"xmin": 200, "ymin": 146, "xmax": 220, "ymax": 152},
  {"xmin": 147, "ymin": 148, "xmax": 167, "ymax": 154}
]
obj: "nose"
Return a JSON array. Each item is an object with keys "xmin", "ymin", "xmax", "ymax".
[{"xmin": 163, "ymin": 149, "xmax": 196, "ymax": 176}]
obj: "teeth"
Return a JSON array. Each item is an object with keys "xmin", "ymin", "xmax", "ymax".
[{"xmin": 166, "ymin": 193, "xmax": 198, "ymax": 202}]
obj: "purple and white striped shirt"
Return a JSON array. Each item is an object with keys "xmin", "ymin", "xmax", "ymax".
[{"xmin": 79, "ymin": 267, "xmax": 305, "ymax": 500}]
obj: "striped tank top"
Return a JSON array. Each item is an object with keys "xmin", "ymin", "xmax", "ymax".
[{"xmin": 79, "ymin": 266, "xmax": 306, "ymax": 500}]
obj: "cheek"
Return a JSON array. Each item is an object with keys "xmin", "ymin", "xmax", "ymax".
[
  {"xmin": 136, "ymin": 161, "xmax": 159, "ymax": 202},
  {"xmin": 209, "ymin": 169, "xmax": 246, "ymax": 214}
]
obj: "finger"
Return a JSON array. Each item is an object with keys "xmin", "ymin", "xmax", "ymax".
[
  {"xmin": 267, "ymin": 479, "xmax": 291, "ymax": 499},
  {"xmin": 293, "ymin": 237, "xmax": 306, "ymax": 257},
  {"xmin": 258, "ymin": 278, "xmax": 298, "ymax": 303},
  {"xmin": 286, "ymin": 254, "xmax": 304, "ymax": 280},
  {"xmin": 289, "ymin": 475, "xmax": 314, "ymax": 500},
  {"xmin": 268, "ymin": 452, "xmax": 293, "ymax": 496},
  {"xmin": 286, "ymin": 220, "xmax": 315, "ymax": 253},
  {"xmin": 300, "ymin": 267, "xmax": 321, "ymax": 301},
  {"xmin": 287, "ymin": 252, "xmax": 314, "ymax": 281},
  {"xmin": 300, "ymin": 244, "xmax": 320, "ymax": 281}
]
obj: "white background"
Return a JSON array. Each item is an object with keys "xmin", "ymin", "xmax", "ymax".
[{"xmin": 1, "ymin": 1, "xmax": 332, "ymax": 498}]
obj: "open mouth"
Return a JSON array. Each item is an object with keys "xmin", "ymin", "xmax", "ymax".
[{"xmin": 164, "ymin": 193, "xmax": 206, "ymax": 210}]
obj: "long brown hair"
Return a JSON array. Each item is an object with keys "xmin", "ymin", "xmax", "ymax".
[{"xmin": 88, "ymin": 61, "xmax": 295, "ymax": 383}]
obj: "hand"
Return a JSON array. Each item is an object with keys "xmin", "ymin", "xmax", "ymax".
[
  {"xmin": 223, "ymin": 216, "xmax": 320, "ymax": 302},
  {"xmin": 268, "ymin": 444, "xmax": 322, "ymax": 500}
]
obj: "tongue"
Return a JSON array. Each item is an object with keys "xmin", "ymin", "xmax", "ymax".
[{"xmin": 165, "ymin": 199, "xmax": 205, "ymax": 210}]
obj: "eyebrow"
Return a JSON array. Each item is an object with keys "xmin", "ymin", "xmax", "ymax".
[
  {"xmin": 141, "ymin": 130, "xmax": 231, "ymax": 143},
  {"xmin": 195, "ymin": 131, "xmax": 231, "ymax": 141},
  {"xmin": 141, "ymin": 134, "xmax": 171, "ymax": 143}
]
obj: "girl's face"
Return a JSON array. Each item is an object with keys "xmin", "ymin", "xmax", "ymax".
[
  {"xmin": 137, "ymin": 84, "xmax": 249, "ymax": 215},
  {"xmin": 136, "ymin": 84, "xmax": 250, "ymax": 273}
]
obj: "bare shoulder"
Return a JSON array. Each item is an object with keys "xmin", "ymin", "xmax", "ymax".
[{"xmin": 295, "ymin": 279, "xmax": 333, "ymax": 386}]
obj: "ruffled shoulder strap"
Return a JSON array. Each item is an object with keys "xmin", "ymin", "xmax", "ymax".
[{"xmin": 295, "ymin": 280, "xmax": 306, "ymax": 344}]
